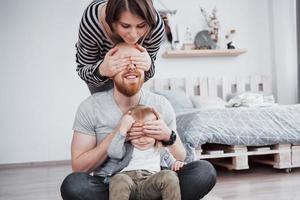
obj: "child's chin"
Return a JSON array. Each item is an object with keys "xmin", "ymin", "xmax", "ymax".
[{"xmin": 135, "ymin": 146, "xmax": 149, "ymax": 151}]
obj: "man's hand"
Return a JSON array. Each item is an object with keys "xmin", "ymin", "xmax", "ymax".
[
  {"xmin": 127, "ymin": 122, "xmax": 144, "ymax": 140},
  {"xmin": 142, "ymin": 107, "xmax": 171, "ymax": 141},
  {"xmin": 99, "ymin": 47, "xmax": 131, "ymax": 77},
  {"xmin": 118, "ymin": 112, "xmax": 135, "ymax": 136},
  {"xmin": 171, "ymin": 160, "xmax": 186, "ymax": 171}
]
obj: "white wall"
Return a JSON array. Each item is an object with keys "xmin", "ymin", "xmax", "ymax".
[
  {"xmin": 0, "ymin": 0, "xmax": 90, "ymax": 164},
  {"xmin": 153, "ymin": 0, "xmax": 273, "ymax": 79},
  {"xmin": 270, "ymin": 0, "xmax": 298, "ymax": 104},
  {"xmin": 0, "ymin": 0, "xmax": 297, "ymax": 164}
]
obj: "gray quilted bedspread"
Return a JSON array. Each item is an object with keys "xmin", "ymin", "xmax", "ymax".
[{"xmin": 176, "ymin": 105, "xmax": 300, "ymax": 154}]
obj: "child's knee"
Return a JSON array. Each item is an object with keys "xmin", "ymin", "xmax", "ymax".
[
  {"xmin": 160, "ymin": 170, "xmax": 179, "ymax": 185},
  {"xmin": 109, "ymin": 173, "xmax": 134, "ymax": 190}
]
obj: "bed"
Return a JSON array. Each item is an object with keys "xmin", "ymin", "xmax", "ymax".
[{"xmin": 143, "ymin": 75, "xmax": 300, "ymax": 171}]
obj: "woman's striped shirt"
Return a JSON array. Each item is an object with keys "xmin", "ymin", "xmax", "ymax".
[{"xmin": 76, "ymin": 0, "xmax": 165, "ymax": 88}]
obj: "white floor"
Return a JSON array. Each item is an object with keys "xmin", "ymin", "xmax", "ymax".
[{"xmin": 1, "ymin": 163, "xmax": 300, "ymax": 200}]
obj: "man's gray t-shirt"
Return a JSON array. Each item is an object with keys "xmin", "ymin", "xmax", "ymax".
[{"xmin": 73, "ymin": 89, "xmax": 176, "ymax": 177}]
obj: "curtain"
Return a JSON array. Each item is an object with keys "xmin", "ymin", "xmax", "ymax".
[{"xmin": 297, "ymin": 0, "xmax": 300, "ymax": 102}]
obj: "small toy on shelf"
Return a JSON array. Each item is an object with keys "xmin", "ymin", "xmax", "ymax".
[
  {"xmin": 182, "ymin": 26, "xmax": 195, "ymax": 50},
  {"xmin": 225, "ymin": 29, "xmax": 236, "ymax": 49}
]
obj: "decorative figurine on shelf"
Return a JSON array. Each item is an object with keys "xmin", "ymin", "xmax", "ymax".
[
  {"xmin": 173, "ymin": 24, "xmax": 181, "ymax": 50},
  {"xmin": 194, "ymin": 30, "xmax": 216, "ymax": 49},
  {"xmin": 183, "ymin": 26, "xmax": 194, "ymax": 50},
  {"xmin": 199, "ymin": 6, "xmax": 220, "ymax": 45},
  {"xmin": 225, "ymin": 29, "xmax": 236, "ymax": 49}
]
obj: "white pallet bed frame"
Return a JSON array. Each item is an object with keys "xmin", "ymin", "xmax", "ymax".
[{"xmin": 143, "ymin": 75, "xmax": 300, "ymax": 171}]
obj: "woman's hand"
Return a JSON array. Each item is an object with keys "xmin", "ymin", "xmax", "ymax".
[
  {"xmin": 130, "ymin": 44, "xmax": 151, "ymax": 71},
  {"xmin": 99, "ymin": 47, "xmax": 131, "ymax": 77},
  {"xmin": 118, "ymin": 111, "xmax": 135, "ymax": 136},
  {"xmin": 171, "ymin": 160, "xmax": 186, "ymax": 171},
  {"xmin": 142, "ymin": 107, "xmax": 171, "ymax": 141}
]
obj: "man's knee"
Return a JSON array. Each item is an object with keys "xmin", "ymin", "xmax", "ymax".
[
  {"xmin": 201, "ymin": 160, "xmax": 217, "ymax": 188},
  {"xmin": 60, "ymin": 172, "xmax": 89, "ymax": 199},
  {"xmin": 190, "ymin": 160, "xmax": 216, "ymax": 187},
  {"xmin": 178, "ymin": 160, "xmax": 217, "ymax": 200},
  {"xmin": 178, "ymin": 160, "xmax": 217, "ymax": 189}
]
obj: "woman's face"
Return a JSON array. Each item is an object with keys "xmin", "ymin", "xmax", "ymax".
[{"xmin": 114, "ymin": 11, "xmax": 149, "ymax": 44}]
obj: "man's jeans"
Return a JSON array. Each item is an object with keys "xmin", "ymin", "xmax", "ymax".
[{"xmin": 61, "ymin": 160, "xmax": 217, "ymax": 200}]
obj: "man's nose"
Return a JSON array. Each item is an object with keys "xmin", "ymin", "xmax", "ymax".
[{"xmin": 127, "ymin": 63, "xmax": 137, "ymax": 71}]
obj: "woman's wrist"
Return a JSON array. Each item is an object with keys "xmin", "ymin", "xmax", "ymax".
[
  {"xmin": 96, "ymin": 63, "xmax": 109, "ymax": 81},
  {"xmin": 98, "ymin": 63, "xmax": 105, "ymax": 77}
]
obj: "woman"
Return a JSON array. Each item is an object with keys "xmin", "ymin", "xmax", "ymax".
[{"xmin": 76, "ymin": 0, "xmax": 165, "ymax": 93}]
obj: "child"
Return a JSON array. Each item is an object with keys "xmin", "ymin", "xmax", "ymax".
[{"xmin": 107, "ymin": 105, "xmax": 185, "ymax": 200}]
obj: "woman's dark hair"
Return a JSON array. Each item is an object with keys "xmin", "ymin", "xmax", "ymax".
[{"xmin": 105, "ymin": 0, "xmax": 156, "ymax": 42}]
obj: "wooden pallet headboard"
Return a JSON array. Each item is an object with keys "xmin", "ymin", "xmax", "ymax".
[{"xmin": 143, "ymin": 75, "xmax": 272, "ymax": 100}]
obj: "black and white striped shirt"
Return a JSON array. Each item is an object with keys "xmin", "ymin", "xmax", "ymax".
[{"xmin": 76, "ymin": 0, "xmax": 165, "ymax": 88}]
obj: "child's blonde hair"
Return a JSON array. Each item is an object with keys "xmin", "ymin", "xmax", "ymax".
[
  {"xmin": 130, "ymin": 105, "xmax": 157, "ymax": 121},
  {"xmin": 129, "ymin": 105, "xmax": 162, "ymax": 150}
]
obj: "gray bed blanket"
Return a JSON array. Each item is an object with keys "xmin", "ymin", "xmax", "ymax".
[{"xmin": 176, "ymin": 105, "xmax": 300, "ymax": 162}]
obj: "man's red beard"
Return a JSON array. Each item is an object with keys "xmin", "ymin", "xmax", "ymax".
[{"xmin": 114, "ymin": 71, "xmax": 144, "ymax": 97}]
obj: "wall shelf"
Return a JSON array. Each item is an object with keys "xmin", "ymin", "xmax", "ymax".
[{"xmin": 162, "ymin": 49, "xmax": 247, "ymax": 58}]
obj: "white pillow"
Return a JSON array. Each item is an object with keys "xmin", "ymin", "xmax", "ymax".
[
  {"xmin": 226, "ymin": 92, "xmax": 276, "ymax": 107},
  {"xmin": 154, "ymin": 90, "xmax": 194, "ymax": 113},
  {"xmin": 190, "ymin": 96, "xmax": 226, "ymax": 109}
]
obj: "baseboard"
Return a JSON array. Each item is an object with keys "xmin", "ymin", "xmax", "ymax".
[{"xmin": 0, "ymin": 160, "xmax": 71, "ymax": 169}]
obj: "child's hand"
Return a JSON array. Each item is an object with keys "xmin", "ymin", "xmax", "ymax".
[
  {"xmin": 171, "ymin": 160, "xmax": 186, "ymax": 171},
  {"xmin": 119, "ymin": 111, "xmax": 135, "ymax": 136}
]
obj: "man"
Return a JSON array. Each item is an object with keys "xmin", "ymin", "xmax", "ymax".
[{"xmin": 60, "ymin": 43, "xmax": 216, "ymax": 200}]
